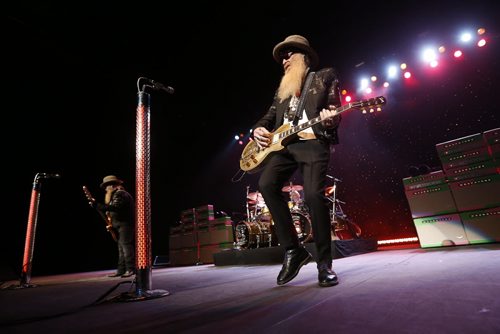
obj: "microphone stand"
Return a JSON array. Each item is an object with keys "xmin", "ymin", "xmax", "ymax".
[
  {"xmin": 113, "ymin": 78, "xmax": 170, "ymax": 301},
  {"xmin": 18, "ymin": 173, "xmax": 44, "ymax": 288},
  {"xmin": 9, "ymin": 173, "xmax": 55, "ymax": 289}
]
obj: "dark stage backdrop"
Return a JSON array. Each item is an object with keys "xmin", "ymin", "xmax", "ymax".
[{"xmin": 3, "ymin": 2, "xmax": 499, "ymax": 276}]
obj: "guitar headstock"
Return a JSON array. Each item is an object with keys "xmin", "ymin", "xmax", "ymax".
[
  {"xmin": 82, "ymin": 185, "xmax": 95, "ymax": 203},
  {"xmin": 352, "ymin": 96, "xmax": 386, "ymax": 113}
]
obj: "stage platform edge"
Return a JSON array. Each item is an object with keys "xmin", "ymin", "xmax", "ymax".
[{"xmin": 213, "ymin": 239, "xmax": 378, "ymax": 266}]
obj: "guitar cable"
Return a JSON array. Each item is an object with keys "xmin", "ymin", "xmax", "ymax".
[
  {"xmin": 231, "ymin": 168, "xmax": 247, "ymax": 182},
  {"xmin": 0, "ymin": 279, "xmax": 134, "ymax": 327}
]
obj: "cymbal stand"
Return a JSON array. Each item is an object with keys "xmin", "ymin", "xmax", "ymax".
[
  {"xmin": 330, "ymin": 177, "xmax": 339, "ymax": 224},
  {"xmin": 326, "ymin": 176, "xmax": 360, "ymax": 238},
  {"xmin": 245, "ymin": 186, "xmax": 251, "ymax": 219},
  {"xmin": 326, "ymin": 176, "xmax": 346, "ymax": 224},
  {"xmin": 253, "ymin": 191, "xmax": 260, "ymax": 219},
  {"xmin": 287, "ymin": 181, "xmax": 293, "ymax": 205}
]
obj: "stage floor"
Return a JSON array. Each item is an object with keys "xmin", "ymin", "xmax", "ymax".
[{"xmin": 1, "ymin": 243, "xmax": 500, "ymax": 333}]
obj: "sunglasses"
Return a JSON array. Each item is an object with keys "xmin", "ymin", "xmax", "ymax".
[{"xmin": 279, "ymin": 47, "xmax": 303, "ymax": 61}]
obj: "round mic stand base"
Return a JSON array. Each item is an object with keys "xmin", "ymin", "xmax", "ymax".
[{"xmin": 109, "ymin": 269, "xmax": 170, "ymax": 302}]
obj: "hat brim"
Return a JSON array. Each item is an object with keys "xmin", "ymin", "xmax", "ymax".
[
  {"xmin": 273, "ymin": 41, "xmax": 319, "ymax": 69},
  {"xmin": 100, "ymin": 179, "xmax": 123, "ymax": 189}
]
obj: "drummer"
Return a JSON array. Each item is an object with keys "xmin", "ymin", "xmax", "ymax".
[
  {"xmin": 289, "ymin": 189, "xmax": 303, "ymax": 210},
  {"xmin": 247, "ymin": 190, "xmax": 270, "ymax": 219},
  {"xmin": 282, "ymin": 183, "xmax": 305, "ymax": 211}
]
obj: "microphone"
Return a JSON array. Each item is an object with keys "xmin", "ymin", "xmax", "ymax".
[
  {"xmin": 326, "ymin": 175, "xmax": 342, "ymax": 182},
  {"xmin": 146, "ymin": 78, "xmax": 175, "ymax": 94},
  {"xmin": 38, "ymin": 173, "xmax": 61, "ymax": 179}
]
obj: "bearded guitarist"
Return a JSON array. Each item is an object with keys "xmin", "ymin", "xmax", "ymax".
[
  {"xmin": 250, "ymin": 35, "xmax": 342, "ymax": 288},
  {"xmin": 87, "ymin": 175, "xmax": 136, "ymax": 278}
]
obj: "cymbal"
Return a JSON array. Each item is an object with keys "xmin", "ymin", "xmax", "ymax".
[
  {"xmin": 281, "ymin": 184, "xmax": 303, "ymax": 192},
  {"xmin": 247, "ymin": 191, "xmax": 264, "ymax": 202}
]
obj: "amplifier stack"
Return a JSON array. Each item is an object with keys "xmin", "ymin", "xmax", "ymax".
[
  {"xmin": 169, "ymin": 205, "xmax": 234, "ymax": 265},
  {"xmin": 404, "ymin": 128, "xmax": 500, "ymax": 248}
]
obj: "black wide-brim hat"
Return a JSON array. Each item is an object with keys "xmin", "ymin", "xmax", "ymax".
[{"xmin": 272, "ymin": 35, "xmax": 319, "ymax": 69}]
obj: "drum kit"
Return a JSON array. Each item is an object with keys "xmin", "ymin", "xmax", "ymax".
[
  {"xmin": 234, "ymin": 182, "xmax": 312, "ymax": 250},
  {"xmin": 235, "ymin": 177, "xmax": 361, "ymax": 249}
]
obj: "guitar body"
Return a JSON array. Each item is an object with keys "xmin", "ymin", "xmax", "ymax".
[
  {"xmin": 240, "ymin": 123, "xmax": 291, "ymax": 173},
  {"xmin": 239, "ymin": 96, "xmax": 386, "ymax": 174}
]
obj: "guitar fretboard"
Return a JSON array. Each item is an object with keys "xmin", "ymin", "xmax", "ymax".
[
  {"xmin": 279, "ymin": 97, "xmax": 385, "ymax": 139},
  {"xmin": 279, "ymin": 103, "xmax": 352, "ymax": 139}
]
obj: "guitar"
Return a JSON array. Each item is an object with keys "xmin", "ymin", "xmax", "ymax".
[
  {"xmin": 240, "ymin": 96, "xmax": 386, "ymax": 173},
  {"xmin": 82, "ymin": 185, "xmax": 118, "ymax": 242}
]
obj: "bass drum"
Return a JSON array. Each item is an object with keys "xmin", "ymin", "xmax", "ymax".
[
  {"xmin": 235, "ymin": 221, "xmax": 262, "ymax": 249},
  {"xmin": 291, "ymin": 211, "xmax": 313, "ymax": 244}
]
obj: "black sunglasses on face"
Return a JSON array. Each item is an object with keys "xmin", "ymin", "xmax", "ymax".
[{"xmin": 279, "ymin": 47, "xmax": 303, "ymax": 61}]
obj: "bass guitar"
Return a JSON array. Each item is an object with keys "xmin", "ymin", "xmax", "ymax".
[
  {"xmin": 240, "ymin": 96, "xmax": 386, "ymax": 173},
  {"xmin": 82, "ymin": 185, "xmax": 118, "ymax": 242}
]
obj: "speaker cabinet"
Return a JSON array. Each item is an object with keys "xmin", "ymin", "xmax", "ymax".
[
  {"xmin": 436, "ymin": 132, "xmax": 486, "ymax": 157},
  {"xmin": 461, "ymin": 207, "xmax": 500, "ymax": 244},
  {"xmin": 405, "ymin": 183, "xmax": 457, "ymax": 218},
  {"xmin": 439, "ymin": 147, "xmax": 491, "ymax": 171},
  {"xmin": 403, "ymin": 170, "xmax": 446, "ymax": 191},
  {"xmin": 444, "ymin": 159, "xmax": 499, "ymax": 182},
  {"xmin": 449, "ymin": 174, "xmax": 500, "ymax": 212},
  {"xmin": 413, "ymin": 213, "xmax": 469, "ymax": 248}
]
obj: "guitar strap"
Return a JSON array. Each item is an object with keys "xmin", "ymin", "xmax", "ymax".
[{"xmin": 291, "ymin": 71, "xmax": 315, "ymax": 125}]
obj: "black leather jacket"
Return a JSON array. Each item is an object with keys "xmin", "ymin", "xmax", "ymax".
[{"xmin": 252, "ymin": 67, "xmax": 342, "ymax": 145}]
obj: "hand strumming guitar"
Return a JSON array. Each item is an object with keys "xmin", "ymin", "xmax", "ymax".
[{"xmin": 253, "ymin": 127, "xmax": 272, "ymax": 148}]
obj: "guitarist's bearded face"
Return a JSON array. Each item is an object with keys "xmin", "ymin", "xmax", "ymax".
[{"xmin": 277, "ymin": 53, "xmax": 308, "ymax": 102}]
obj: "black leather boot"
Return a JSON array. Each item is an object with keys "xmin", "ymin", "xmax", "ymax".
[
  {"xmin": 277, "ymin": 247, "xmax": 312, "ymax": 285},
  {"xmin": 318, "ymin": 263, "xmax": 339, "ymax": 287}
]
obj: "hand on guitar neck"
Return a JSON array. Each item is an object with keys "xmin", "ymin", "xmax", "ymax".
[{"xmin": 320, "ymin": 106, "xmax": 340, "ymax": 128}]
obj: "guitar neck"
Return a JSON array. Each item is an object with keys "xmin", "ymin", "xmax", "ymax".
[
  {"xmin": 285, "ymin": 103, "xmax": 351, "ymax": 138},
  {"xmin": 283, "ymin": 96, "xmax": 385, "ymax": 138}
]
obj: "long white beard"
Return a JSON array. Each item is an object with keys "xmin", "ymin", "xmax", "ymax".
[{"xmin": 277, "ymin": 55, "xmax": 308, "ymax": 102}]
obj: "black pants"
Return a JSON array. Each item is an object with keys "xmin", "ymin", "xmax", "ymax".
[
  {"xmin": 114, "ymin": 223, "xmax": 135, "ymax": 273},
  {"xmin": 258, "ymin": 139, "xmax": 333, "ymax": 265}
]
